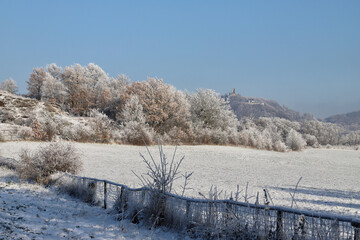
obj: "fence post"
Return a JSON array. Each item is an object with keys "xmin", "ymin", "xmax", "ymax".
[
  {"xmin": 186, "ymin": 200, "xmax": 190, "ymax": 220},
  {"xmin": 225, "ymin": 201, "xmax": 230, "ymax": 225},
  {"xmin": 331, "ymin": 220, "xmax": 340, "ymax": 240},
  {"xmin": 119, "ymin": 187, "xmax": 127, "ymax": 212},
  {"xmin": 119, "ymin": 186, "xmax": 124, "ymax": 206},
  {"xmin": 352, "ymin": 222, "xmax": 360, "ymax": 240},
  {"xmin": 141, "ymin": 190, "xmax": 146, "ymax": 205},
  {"xmin": 103, "ymin": 181, "xmax": 107, "ymax": 209},
  {"xmin": 276, "ymin": 210, "xmax": 283, "ymax": 240}
]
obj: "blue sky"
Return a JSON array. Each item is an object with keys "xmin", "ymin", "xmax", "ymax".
[{"xmin": 0, "ymin": 1, "xmax": 359, "ymax": 118}]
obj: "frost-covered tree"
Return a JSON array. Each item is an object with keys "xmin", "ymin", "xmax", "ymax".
[
  {"xmin": 122, "ymin": 78, "xmax": 191, "ymax": 134},
  {"xmin": 85, "ymin": 63, "xmax": 109, "ymax": 106},
  {"xmin": 301, "ymin": 120, "xmax": 344, "ymax": 145},
  {"xmin": 41, "ymin": 73, "xmax": 68, "ymax": 105},
  {"xmin": 120, "ymin": 95, "xmax": 146, "ymax": 124},
  {"xmin": 63, "ymin": 64, "xmax": 95, "ymax": 115},
  {"xmin": 28, "ymin": 62, "xmax": 131, "ymax": 118},
  {"xmin": 110, "ymin": 74, "xmax": 130, "ymax": 98},
  {"xmin": 237, "ymin": 117, "xmax": 298, "ymax": 151},
  {"xmin": 46, "ymin": 63, "xmax": 63, "ymax": 80},
  {"xmin": 255, "ymin": 117, "xmax": 300, "ymax": 141},
  {"xmin": 189, "ymin": 89, "xmax": 238, "ymax": 131},
  {"xmin": 0, "ymin": 78, "xmax": 18, "ymax": 94},
  {"xmin": 62, "ymin": 63, "xmax": 114, "ymax": 114},
  {"xmin": 341, "ymin": 131, "xmax": 360, "ymax": 145},
  {"xmin": 27, "ymin": 67, "xmax": 47, "ymax": 100},
  {"xmin": 119, "ymin": 96, "xmax": 154, "ymax": 145},
  {"xmin": 103, "ymin": 74, "xmax": 131, "ymax": 120}
]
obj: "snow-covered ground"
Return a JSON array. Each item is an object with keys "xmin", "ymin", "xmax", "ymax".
[
  {"xmin": 0, "ymin": 167, "xmax": 187, "ymax": 239},
  {"xmin": 1, "ymin": 141, "xmax": 360, "ymax": 218}
]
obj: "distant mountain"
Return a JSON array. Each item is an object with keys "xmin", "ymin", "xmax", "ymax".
[
  {"xmin": 324, "ymin": 110, "xmax": 360, "ymax": 131},
  {"xmin": 225, "ymin": 90, "xmax": 314, "ymax": 122}
]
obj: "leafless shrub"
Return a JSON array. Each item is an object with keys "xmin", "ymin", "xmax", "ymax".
[
  {"xmin": 130, "ymin": 140, "xmax": 192, "ymax": 227},
  {"xmin": 18, "ymin": 142, "xmax": 82, "ymax": 184}
]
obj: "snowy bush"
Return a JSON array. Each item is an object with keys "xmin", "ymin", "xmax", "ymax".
[
  {"xmin": 303, "ymin": 134, "xmax": 319, "ymax": 147},
  {"xmin": 286, "ymin": 129, "xmax": 306, "ymax": 151},
  {"xmin": 192, "ymin": 126, "xmax": 212, "ymax": 144},
  {"xmin": 228, "ymin": 131, "xmax": 241, "ymax": 145},
  {"xmin": 121, "ymin": 121, "xmax": 154, "ymax": 145},
  {"xmin": 273, "ymin": 140, "xmax": 287, "ymax": 152},
  {"xmin": 18, "ymin": 126, "xmax": 34, "ymax": 140},
  {"xmin": 28, "ymin": 107, "xmax": 58, "ymax": 141},
  {"xmin": 238, "ymin": 118, "xmax": 307, "ymax": 152},
  {"xmin": 18, "ymin": 142, "xmax": 82, "ymax": 184},
  {"xmin": 239, "ymin": 127, "xmax": 262, "ymax": 149},
  {"xmin": 209, "ymin": 128, "xmax": 230, "ymax": 145},
  {"xmin": 70, "ymin": 123, "xmax": 94, "ymax": 142},
  {"xmin": 57, "ymin": 178, "xmax": 99, "ymax": 205},
  {"xmin": 0, "ymin": 156, "xmax": 20, "ymax": 170},
  {"xmin": 166, "ymin": 126, "xmax": 192, "ymax": 144},
  {"xmin": 89, "ymin": 109, "xmax": 112, "ymax": 143},
  {"xmin": 118, "ymin": 96, "xmax": 154, "ymax": 145},
  {"xmin": 192, "ymin": 124, "xmax": 240, "ymax": 145},
  {"xmin": 0, "ymin": 78, "xmax": 18, "ymax": 94}
]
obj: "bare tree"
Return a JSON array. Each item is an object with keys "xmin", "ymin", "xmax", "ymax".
[{"xmin": 27, "ymin": 67, "xmax": 47, "ymax": 100}]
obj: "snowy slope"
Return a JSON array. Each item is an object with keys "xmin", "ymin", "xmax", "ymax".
[
  {"xmin": 0, "ymin": 167, "xmax": 187, "ymax": 239},
  {"xmin": 1, "ymin": 142, "xmax": 359, "ymax": 218}
]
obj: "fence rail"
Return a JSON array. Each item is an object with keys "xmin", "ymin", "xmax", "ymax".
[{"xmin": 58, "ymin": 173, "xmax": 360, "ymax": 240}]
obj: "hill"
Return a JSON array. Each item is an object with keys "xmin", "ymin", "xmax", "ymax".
[
  {"xmin": 0, "ymin": 90, "xmax": 63, "ymax": 141},
  {"xmin": 325, "ymin": 110, "xmax": 360, "ymax": 131},
  {"xmin": 225, "ymin": 90, "xmax": 314, "ymax": 121},
  {"xmin": 0, "ymin": 90, "xmax": 62, "ymax": 125},
  {"xmin": 0, "ymin": 90, "xmax": 99, "ymax": 142}
]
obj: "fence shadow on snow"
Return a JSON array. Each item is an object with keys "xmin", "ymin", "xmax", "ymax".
[{"xmin": 56, "ymin": 173, "xmax": 360, "ymax": 240}]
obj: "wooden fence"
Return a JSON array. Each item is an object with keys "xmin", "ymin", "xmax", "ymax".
[{"xmin": 59, "ymin": 173, "xmax": 360, "ymax": 240}]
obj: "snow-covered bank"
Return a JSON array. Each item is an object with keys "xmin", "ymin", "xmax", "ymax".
[
  {"xmin": 1, "ymin": 141, "xmax": 359, "ymax": 218},
  {"xmin": 0, "ymin": 167, "xmax": 186, "ymax": 239}
]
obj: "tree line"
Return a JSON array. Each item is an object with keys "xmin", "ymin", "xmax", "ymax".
[{"xmin": 1, "ymin": 63, "xmax": 359, "ymax": 150}]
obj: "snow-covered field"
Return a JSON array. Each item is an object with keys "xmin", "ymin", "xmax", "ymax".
[
  {"xmin": 1, "ymin": 141, "xmax": 359, "ymax": 218},
  {"xmin": 0, "ymin": 167, "xmax": 187, "ymax": 239}
]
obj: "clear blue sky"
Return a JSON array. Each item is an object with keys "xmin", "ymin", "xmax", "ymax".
[{"xmin": 0, "ymin": 0, "xmax": 359, "ymax": 118}]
